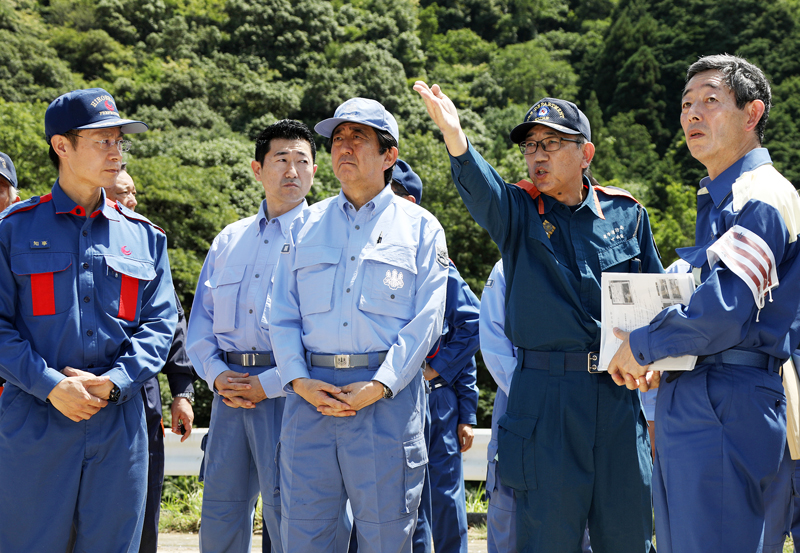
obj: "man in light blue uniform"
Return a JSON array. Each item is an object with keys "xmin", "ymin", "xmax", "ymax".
[
  {"xmin": 0, "ymin": 88, "xmax": 177, "ymax": 553},
  {"xmin": 609, "ymin": 54, "xmax": 800, "ymax": 553},
  {"xmin": 391, "ymin": 160, "xmax": 480, "ymax": 553},
  {"xmin": 270, "ymin": 98, "xmax": 448, "ymax": 553},
  {"xmin": 186, "ymin": 120, "xmax": 319, "ymax": 553},
  {"xmin": 415, "ymin": 83, "xmax": 662, "ymax": 552}
]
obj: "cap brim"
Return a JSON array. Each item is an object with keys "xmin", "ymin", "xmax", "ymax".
[
  {"xmin": 77, "ymin": 118, "xmax": 149, "ymax": 135},
  {"xmin": 509, "ymin": 121, "xmax": 581, "ymax": 144},
  {"xmin": 0, "ymin": 168, "xmax": 15, "ymax": 188},
  {"xmin": 315, "ymin": 117, "xmax": 386, "ymax": 139}
]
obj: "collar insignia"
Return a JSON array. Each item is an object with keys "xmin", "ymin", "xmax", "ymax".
[{"xmin": 543, "ymin": 220, "xmax": 556, "ymax": 239}]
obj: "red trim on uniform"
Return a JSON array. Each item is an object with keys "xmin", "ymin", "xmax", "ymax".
[
  {"xmin": 1, "ymin": 194, "xmax": 52, "ymax": 219},
  {"xmin": 118, "ymin": 274, "xmax": 139, "ymax": 321},
  {"xmin": 594, "ymin": 185, "xmax": 641, "ymax": 204},
  {"xmin": 515, "ymin": 180, "xmax": 545, "ymax": 214},
  {"xmin": 30, "ymin": 272, "xmax": 56, "ymax": 316},
  {"xmin": 0, "ymin": 385, "xmax": 3, "ymax": 398},
  {"xmin": 426, "ymin": 340, "xmax": 441, "ymax": 360}
]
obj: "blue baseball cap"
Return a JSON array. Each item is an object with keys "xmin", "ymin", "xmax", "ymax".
[
  {"xmin": 0, "ymin": 152, "xmax": 17, "ymax": 188},
  {"xmin": 45, "ymin": 88, "xmax": 148, "ymax": 143},
  {"xmin": 509, "ymin": 97, "xmax": 591, "ymax": 144},
  {"xmin": 392, "ymin": 159, "xmax": 422, "ymax": 205},
  {"xmin": 315, "ymin": 97, "xmax": 399, "ymax": 144}
]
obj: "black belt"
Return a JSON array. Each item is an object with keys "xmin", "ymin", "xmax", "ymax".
[
  {"xmin": 667, "ymin": 349, "xmax": 780, "ymax": 383},
  {"xmin": 309, "ymin": 352, "xmax": 387, "ymax": 369},
  {"xmin": 430, "ymin": 380, "xmax": 448, "ymax": 390},
  {"xmin": 521, "ymin": 350, "xmax": 600, "ymax": 374},
  {"xmin": 224, "ymin": 351, "xmax": 275, "ymax": 367}
]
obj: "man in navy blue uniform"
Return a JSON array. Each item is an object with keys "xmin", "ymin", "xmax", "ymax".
[
  {"xmin": 609, "ymin": 54, "xmax": 800, "ymax": 553},
  {"xmin": 391, "ymin": 159, "xmax": 480, "ymax": 553},
  {"xmin": 0, "ymin": 88, "xmax": 177, "ymax": 552},
  {"xmin": 104, "ymin": 166, "xmax": 196, "ymax": 553},
  {"xmin": 415, "ymin": 82, "xmax": 662, "ymax": 552},
  {"xmin": 0, "ymin": 151, "xmax": 20, "ymax": 212}
]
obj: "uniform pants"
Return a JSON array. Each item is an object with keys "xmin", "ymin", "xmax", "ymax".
[
  {"xmin": 199, "ymin": 390, "xmax": 285, "ymax": 553},
  {"xmin": 498, "ymin": 354, "xmax": 653, "ymax": 553},
  {"xmin": 487, "ymin": 389, "xmax": 517, "ymax": 553},
  {"xmin": 412, "ymin": 397, "xmax": 433, "ymax": 553},
  {"xmin": 653, "ymin": 363, "xmax": 786, "ymax": 553},
  {"xmin": 763, "ymin": 442, "xmax": 794, "ymax": 553},
  {"xmin": 427, "ymin": 385, "xmax": 468, "ymax": 553},
  {"xmin": 0, "ymin": 384, "xmax": 148, "ymax": 553},
  {"xmin": 280, "ymin": 365, "xmax": 427, "ymax": 553},
  {"xmin": 141, "ymin": 377, "xmax": 165, "ymax": 553}
]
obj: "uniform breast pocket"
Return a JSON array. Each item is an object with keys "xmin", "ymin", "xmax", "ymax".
[
  {"xmin": 11, "ymin": 252, "xmax": 75, "ymax": 317},
  {"xmin": 359, "ymin": 243, "xmax": 417, "ymax": 321},
  {"xmin": 206, "ymin": 265, "xmax": 246, "ymax": 333},
  {"xmin": 598, "ymin": 237, "xmax": 641, "ymax": 273},
  {"xmin": 293, "ymin": 245, "xmax": 341, "ymax": 317},
  {"xmin": 102, "ymin": 256, "xmax": 157, "ymax": 323}
]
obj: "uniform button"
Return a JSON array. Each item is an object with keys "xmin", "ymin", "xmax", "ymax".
[
  {"xmin": 255, "ymin": 274, "xmax": 260, "ymax": 278},
  {"xmin": 346, "ymin": 288, "xmax": 350, "ymax": 293},
  {"xmin": 343, "ymin": 322, "xmax": 348, "ymax": 327},
  {"xmin": 390, "ymin": 294, "xmax": 395, "ymax": 299},
  {"xmin": 83, "ymin": 296, "xmax": 90, "ymax": 303},
  {"xmin": 638, "ymin": 353, "xmax": 644, "ymax": 361},
  {"xmin": 350, "ymin": 256, "xmax": 355, "ymax": 261},
  {"xmin": 87, "ymin": 364, "xmax": 94, "ymax": 368},
  {"xmin": 82, "ymin": 231, "xmax": 88, "ymax": 237},
  {"xmin": 249, "ymin": 309, "xmax": 253, "ymax": 314},
  {"xmin": 82, "ymin": 263, "xmax": 89, "ymax": 269},
  {"xmin": 355, "ymin": 225, "xmax": 360, "ymax": 230},
  {"xmin": 464, "ymin": 160, "xmax": 470, "ymax": 165},
  {"xmin": 86, "ymin": 330, "xmax": 93, "ymax": 336},
  {"xmin": 264, "ymin": 239, "xmax": 269, "ymax": 244},
  {"xmin": 252, "ymin": 346, "xmax": 257, "ymax": 351}
]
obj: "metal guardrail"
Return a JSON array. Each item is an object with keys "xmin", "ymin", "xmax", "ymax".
[{"xmin": 165, "ymin": 428, "xmax": 492, "ymax": 481}]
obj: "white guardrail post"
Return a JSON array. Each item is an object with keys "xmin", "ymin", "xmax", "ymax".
[{"xmin": 165, "ymin": 428, "xmax": 491, "ymax": 481}]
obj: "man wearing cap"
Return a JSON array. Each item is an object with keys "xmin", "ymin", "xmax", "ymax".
[
  {"xmin": 391, "ymin": 159, "xmax": 480, "ymax": 553},
  {"xmin": 187, "ymin": 119, "xmax": 319, "ymax": 553},
  {"xmin": 0, "ymin": 152, "xmax": 20, "ymax": 212},
  {"xmin": 608, "ymin": 54, "xmax": 800, "ymax": 553},
  {"xmin": 415, "ymin": 83, "xmax": 662, "ymax": 552},
  {"xmin": 0, "ymin": 88, "xmax": 177, "ymax": 553},
  {"xmin": 270, "ymin": 98, "xmax": 448, "ymax": 553}
]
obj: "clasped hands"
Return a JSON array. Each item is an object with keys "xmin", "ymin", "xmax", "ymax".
[
  {"xmin": 46, "ymin": 367, "xmax": 115, "ymax": 422},
  {"xmin": 291, "ymin": 378, "xmax": 384, "ymax": 417},
  {"xmin": 607, "ymin": 329, "xmax": 660, "ymax": 392}
]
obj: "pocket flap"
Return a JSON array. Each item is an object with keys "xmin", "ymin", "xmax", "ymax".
[
  {"xmin": 598, "ymin": 237, "xmax": 640, "ymax": 271},
  {"xmin": 207, "ymin": 265, "xmax": 245, "ymax": 288},
  {"xmin": 498, "ymin": 413, "xmax": 538, "ymax": 439},
  {"xmin": 363, "ymin": 243, "xmax": 418, "ymax": 275},
  {"xmin": 403, "ymin": 435, "xmax": 428, "ymax": 469},
  {"xmin": 11, "ymin": 252, "xmax": 72, "ymax": 276},
  {"xmin": 105, "ymin": 256, "xmax": 157, "ymax": 281},
  {"xmin": 293, "ymin": 245, "xmax": 342, "ymax": 270}
]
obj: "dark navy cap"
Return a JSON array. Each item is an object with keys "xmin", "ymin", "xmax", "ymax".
[
  {"xmin": 315, "ymin": 97, "xmax": 399, "ymax": 144},
  {"xmin": 0, "ymin": 152, "xmax": 17, "ymax": 188},
  {"xmin": 45, "ymin": 88, "xmax": 148, "ymax": 143},
  {"xmin": 509, "ymin": 98, "xmax": 591, "ymax": 144},
  {"xmin": 392, "ymin": 159, "xmax": 422, "ymax": 205}
]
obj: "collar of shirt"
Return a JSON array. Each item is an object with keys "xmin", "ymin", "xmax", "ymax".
[
  {"xmin": 336, "ymin": 183, "xmax": 395, "ymax": 221},
  {"xmin": 258, "ymin": 198, "xmax": 308, "ymax": 237},
  {"xmin": 538, "ymin": 176, "xmax": 600, "ymax": 218},
  {"xmin": 52, "ymin": 179, "xmax": 121, "ymax": 221},
  {"xmin": 700, "ymin": 147, "xmax": 772, "ymax": 208}
]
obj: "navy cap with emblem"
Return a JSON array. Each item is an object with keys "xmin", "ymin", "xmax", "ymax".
[
  {"xmin": 45, "ymin": 88, "xmax": 148, "ymax": 144},
  {"xmin": 509, "ymin": 97, "xmax": 591, "ymax": 144},
  {"xmin": 0, "ymin": 151, "xmax": 17, "ymax": 188},
  {"xmin": 391, "ymin": 159, "xmax": 423, "ymax": 205},
  {"xmin": 315, "ymin": 97, "xmax": 399, "ymax": 144}
]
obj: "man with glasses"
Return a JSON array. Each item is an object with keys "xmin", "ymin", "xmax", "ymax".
[
  {"xmin": 0, "ymin": 88, "xmax": 177, "ymax": 553},
  {"xmin": 415, "ymin": 86, "xmax": 662, "ymax": 552}
]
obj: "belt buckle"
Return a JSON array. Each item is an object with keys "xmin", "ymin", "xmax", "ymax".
[
  {"xmin": 334, "ymin": 354, "xmax": 350, "ymax": 369},
  {"xmin": 241, "ymin": 353, "xmax": 256, "ymax": 367},
  {"xmin": 587, "ymin": 352, "xmax": 601, "ymax": 374}
]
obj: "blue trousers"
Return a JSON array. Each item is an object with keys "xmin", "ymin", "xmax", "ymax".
[
  {"xmin": 280, "ymin": 365, "xmax": 426, "ymax": 553},
  {"xmin": 0, "ymin": 384, "xmax": 148, "ymax": 553},
  {"xmin": 199, "ymin": 387, "xmax": 285, "ymax": 553},
  {"xmin": 499, "ymin": 354, "xmax": 653, "ymax": 553},
  {"xmin": 141, "ymin": 377, "xmax": 165, "ymax": 553},
  {"xmin": 764, "ymin": 443, "xmax": 794, "ymax": 553},
  {"xmin": 487, "ymin": 389, "xmax": 517, "ymax": 553},
  {"xmin": 653, "ymin": 363, "xmax": 786, "ymax": 553}
]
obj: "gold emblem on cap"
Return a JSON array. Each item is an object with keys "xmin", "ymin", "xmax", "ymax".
[{"xmin": 543, "ymin": 220, "xmax": 556, "ymax": 238}]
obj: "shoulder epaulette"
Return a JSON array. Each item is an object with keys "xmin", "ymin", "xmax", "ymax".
[
  {"xmin": 594, "ymin": 185, "xmax": 641, "ymax": 205},
  {"xmin": 114, "ymin": 203, "xmax": 166, "ymax": 234},
  {"xmin": 0, "ymin": 193, "xmax": 53, "ymax": 220}
]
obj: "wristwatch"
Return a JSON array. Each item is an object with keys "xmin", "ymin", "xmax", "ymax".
[
  {"xmin": 174, "ymin": 392, "xmax": 194, "ymax": 404},
  {"xmin": 382, "ymin": 384, "xmax": 393, "ymax": 400},
  {"xmin": 108, "ymin": 384, "xmax": 121, "ymax": 403}
]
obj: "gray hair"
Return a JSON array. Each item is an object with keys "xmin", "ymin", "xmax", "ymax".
[{"xmin": 685, "ymin": 54, "xmax": 771, "ymax": 144}]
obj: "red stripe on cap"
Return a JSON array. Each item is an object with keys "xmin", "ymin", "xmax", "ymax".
[
  {"xmin": 118, "ymin": 274, "xmax": 139, "ymax": 321},
  {"xmin": 30, "ymin": 272, "xmax": 55, "ymax": 316}
]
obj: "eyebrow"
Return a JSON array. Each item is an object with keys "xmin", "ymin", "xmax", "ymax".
[
  {"xmin": 682, "ymin": 82, "xmax": 719, "ymax": 98},
  {"xmin": 272, "ymin": 150, "xmax": 309, "ymax": 158}
]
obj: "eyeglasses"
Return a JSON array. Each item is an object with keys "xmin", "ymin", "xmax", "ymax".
[
  {"xmin": 66, "ymin": 133, "xmax": 132, "ymax": 153},
  {"xmin": 519, "ymin": 136, "xmax": 582, "ymax": 155}
]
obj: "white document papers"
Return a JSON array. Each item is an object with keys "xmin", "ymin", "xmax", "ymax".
[{"xmin": 598, "ymin": 272, "xmax": 697, "ymax": 372}]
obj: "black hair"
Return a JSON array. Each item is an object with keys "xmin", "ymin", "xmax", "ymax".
[
  {"xmin": 375, "ymin": 128, "xmax": 398, "ymax": 185},
  {"xmin": 48, "ymin": 132, "xmax": 80, "ymax": 170},
  {"xmin": 254, "ymin": 119, "xmax": 316, "ymax": 165},
  {"xmin": 685, "ymin": 54, "xmax": 771, "ymax": 144}
]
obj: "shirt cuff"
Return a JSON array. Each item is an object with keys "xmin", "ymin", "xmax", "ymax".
[
  {"xmin": 280, "ymin": 362, "xmax": 311, "ymax": 394},
  {"xmin": 33, "ymin": 367, "xmax": 67, "ymax": 403},
  {"xmin": 629, "ymin": 327, "xmax": 654, "ymax": 366},
  {"xmin": 166, "ymin": 373, "xmax": 194, "ymax": 397},
  {"xmin": 372, "ymin": 365, "xmax": 401, "ymax": 399},
  {"xmin": 105, "ymin": 367, "xmax": 135, "ymax": 404},
  {"xmin": 258, "ymin": 368, "xmax": 286, "ymax": 399},
  {"xmin": 205, "ymin": 360, "xmax": 231, "ymax": 393}
]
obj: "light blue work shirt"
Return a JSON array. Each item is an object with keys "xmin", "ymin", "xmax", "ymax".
[
  {"xmin": 0, "ymin": 180, "xmax": 177, "ymax": 403},
  {"xmin": 186, "ymin": 199, "xmax": 307, "ymax": 397},
  {"xmin": 479, "ymin": 260, "xmax": 517, "ymax": 396},
  {"xmin": 270, "ymin": 184, "xmax": 448, "ymax": 396}
]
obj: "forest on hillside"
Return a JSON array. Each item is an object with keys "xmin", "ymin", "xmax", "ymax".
[{"xmin": 2, "ymin": 0, "xmax": 799, "ymax": 425}]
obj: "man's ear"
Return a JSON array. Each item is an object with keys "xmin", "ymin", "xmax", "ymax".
[
  {"xmin": 50, "ymin": 135, "xmax": 72, "ymax": 161},
  {"xmin": 744, "ymin": 99, "xmax": 766, "ymax": 134},
  {"xmin": 581, "ymin": 141, "xmax": 596, "ymax": 169}
]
